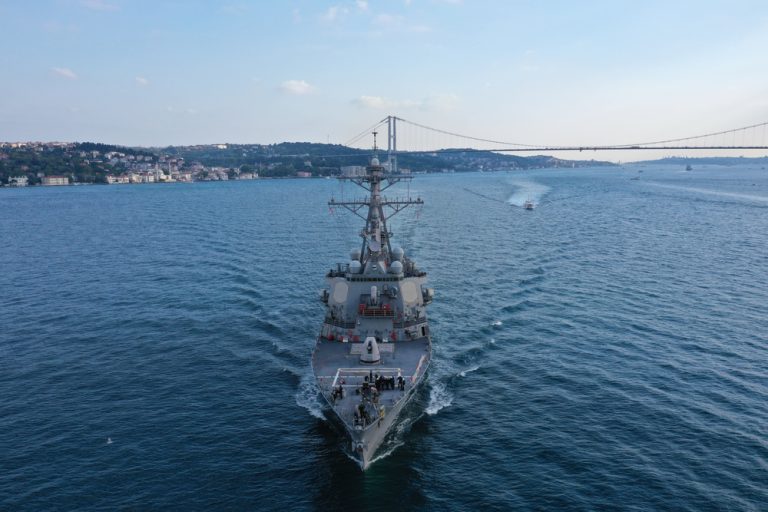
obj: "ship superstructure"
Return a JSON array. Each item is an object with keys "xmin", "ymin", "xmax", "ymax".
[{"xmin": 312, "ymin": 133, "xmax": 433, "ymax": 469}]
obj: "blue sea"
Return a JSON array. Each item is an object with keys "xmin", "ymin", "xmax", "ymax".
[{"xmin": 2, "ymin": 165, "xmax": 768, "ymax": 511}]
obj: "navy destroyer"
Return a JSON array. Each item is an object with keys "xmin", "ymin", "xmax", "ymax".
[{"xmin": 312, "ymin": 131, "xmax": 433, "ymax": 469}]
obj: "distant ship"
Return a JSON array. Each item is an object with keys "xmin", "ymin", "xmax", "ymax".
[
  {"xmin": 312, "ymin": 137, "xmax": 433, "ymax": 469},
  {"xmin": 685, "ymin": 164, "xmax": 693, "ymax": 171},
  {"xmin": 523, "ymin": 199, "xmax": 535, "ymax": 210}
]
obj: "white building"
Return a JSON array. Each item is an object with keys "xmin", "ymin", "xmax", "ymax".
[
  {"xmin": 8, "ymin": 176, "xmax": 28, "ymax": 187},
  {"xmin": 42, "ymin": 175, "xmax": 69, "ymax": 186},
  {"xmin": 341, "ymin": 165, "xmax": 365, "ymax": 177}
]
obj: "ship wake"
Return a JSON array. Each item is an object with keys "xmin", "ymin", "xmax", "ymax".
[
  {"xmin": 295, "ymin": 371, "xmax": 325, "ymax": 420},
  {"xmin": 426, "ymin": 381, "xmax": 454, "ymax": 415},
  {"xmin": 506, "ymin": 179, "xmax": 550, "ymax": 207},
  {"xmin": 644, "ymin": 181, "xmax": 768, "ymax": 204}
]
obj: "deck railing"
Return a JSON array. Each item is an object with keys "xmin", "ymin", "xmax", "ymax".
[{"xmin": 358, "ymin": 303, "xmax": 395, "ymax": 317}]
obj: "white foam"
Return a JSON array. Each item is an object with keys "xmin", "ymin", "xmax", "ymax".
[
  {"xmin": 295, "ymin": 373, "xmax": 325, "ymax": 420},
  {"xmin": 426, "ymin": 382, "xmax": 454, "ymax": 415},
  {"xmin": 506, "ymin": 179, "xmax": 551, "ymax": 207},
  {"xmin": 491, "ymin": 320, "xmax": 502, "ymax": 326},
  {"xmin": 459, "ymin": 365, "xmax": 480, "ymax": 377},
  {"xmin": 645, "ymin": 182, "xmax": 768, "ymax": 203},
  {"xmin": 368, "ymin": 440, "xmax": 406, "ymax": 466}
]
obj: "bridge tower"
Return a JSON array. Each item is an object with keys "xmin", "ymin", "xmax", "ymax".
[{"xmin": 386, "ymin": 115, "xmax": 398, "ymax": 174}]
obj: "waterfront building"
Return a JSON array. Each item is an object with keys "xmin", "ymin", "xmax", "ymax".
[
  {"xmin": 341, "ymin": 165, "xmax": 366, "ymax": 177},
  {"xmin": 8, "ymin": 176, "xmax": 28, "ymax": 187},
  {"xmin": 41, "ymin": 176, "xmax": 69, "ymax": 186}
]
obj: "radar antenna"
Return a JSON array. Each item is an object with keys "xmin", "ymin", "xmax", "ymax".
[{"xmin": 329, "ymin": 122, "xmax": 422, "ymax": 271}]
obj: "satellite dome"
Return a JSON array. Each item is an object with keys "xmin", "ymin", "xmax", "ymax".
[
  {"xmin": 371, "ymin": 157, "xmax": 380, "ymax": 166},
  {"xmin": 389, "ymin": 260, "xmax": 403, "ymax": 274},
  {"xmin": 350, "ymin": 248, "xmax": 361, "ymax": 260},
  {"xmin": 349, "ymin": 260, "xmax": 362, "ymax": 274},
  {"xmin": 391, "ymin": 247, "xmax": 404, "ymax": 261}
]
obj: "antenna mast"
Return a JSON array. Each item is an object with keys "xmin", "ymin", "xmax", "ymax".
[{"xmin": 329, "ymin": 130, "xmax": 421, "ymax": 271}]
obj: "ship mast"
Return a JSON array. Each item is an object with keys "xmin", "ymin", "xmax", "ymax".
[{"xmin": 329, "ymin": 118, "xmax": 422, "ymax": 273}]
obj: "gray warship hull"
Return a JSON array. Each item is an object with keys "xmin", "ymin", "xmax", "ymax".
[{"xmin": 312, "ymin": 142, "xmax": 433, "ymax": 469}]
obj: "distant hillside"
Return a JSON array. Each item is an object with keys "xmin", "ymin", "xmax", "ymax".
[
  {"xmin": 1, "ymin": 140, "xmax": 616, "ymax": 184},
  {"xmin": 635, "ymin": 156, "xmax": 768, "ymax": 166},
  {"xmin": 0, "ymin": 142, "xmax": 156, "ymax": 184},
  {"xmin": 163, "ymin": 143, "xmax": 615, "ymax": 177},
  {"xmin": 429, "ymin": 148, "xmax": 613, "ymax": 172}
]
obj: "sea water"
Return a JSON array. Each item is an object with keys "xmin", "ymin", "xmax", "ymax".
[{"xmin": 1, "ymin": 165, "xmax": 767, "ymax": 510}]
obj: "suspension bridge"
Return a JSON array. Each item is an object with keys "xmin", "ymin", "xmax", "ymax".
[{"xmin": 342, "ymin": 116, "xmax": 768, "ymax": 166}]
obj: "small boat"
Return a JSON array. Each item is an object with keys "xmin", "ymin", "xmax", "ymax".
[
  {"xmin": 523, "ymin": 199, "xmax": 535, "ymax": 210},
  {"xmin": 685, "ymin": 164, "xmax": 693, "ymax": 171}
]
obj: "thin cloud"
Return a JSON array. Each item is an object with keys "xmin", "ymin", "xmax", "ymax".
[
  {"xmin": 280, "ymin": 79, "xmax": 315, "ymax": 95},
  {"xmin": 80, "ymin": 0, "xmax": 119, "ymax": 11},
  {"xmin": 422, "ymin": 93, "xmax": 459, "ymax": 111},
  {"xmin": 135, "ymin": 76, "xmax": 149, "ymax": 86},
  {"xmin": 374, "ymin": 13, "xmax": 398, "ymax": 25},
  {"xmin": 354, "ymin": 94, "xmax": 458, "ymax": 111},
  {"xmin": 518, "ymin": 49, "xmax": 539, "ymax": 73},
  {"xmin": 373, "ymin": 13, "xmax": 431, "ymax": 33},
  {"xmin": 354, "ymin": 95, "xmax": 419, "ymax": 109},
  {"xmin": 321, "ymin": 5, "xmax": 349, "ymax": 22},
  {"xmin": 220, "ymin": 3, "xmax": 250, "ymax": 15},
  {"xmin": 52, "ymin": 67, "xmax": 77, "ymax": 80},
  {"xmin": 407, "ymin": 24, "xmax": 431, "ymax": 33},
  {"xmin": 356, "ymin": 0, "xmax": 369, "ymax": 11},
  {"xmin": 355, "ymin": 95, "xmax": 390, "ymax": 109}
]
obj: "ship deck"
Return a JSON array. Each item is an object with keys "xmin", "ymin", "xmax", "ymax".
[
  {"xmin": 313, "ymin": 337, "xmax": 430, "ymax": 382},
  {"xmin": 313, "ymin": 337, "xmax": 430, "ymax": 428}
]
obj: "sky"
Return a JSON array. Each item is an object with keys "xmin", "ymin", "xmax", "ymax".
[{"xmin": 2, "ymin": 0, "xmax": 768, "ymax": 161}]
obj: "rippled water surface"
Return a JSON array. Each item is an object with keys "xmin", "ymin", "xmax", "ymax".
[{"xmin": 2, "ymin": 165, "xmax": 767, "ymax": 510}]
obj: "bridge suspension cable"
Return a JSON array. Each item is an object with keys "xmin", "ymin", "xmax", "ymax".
[
  {"xmin": 344, "ymin": 117, "xmax": 389, "ymax": 147},
  {"xmin": 378, "ymin": 116, "xmax": 768, "ymax": 153},
  {"xmin": 339, "ymin": 115, "xmax": 768, "ymax": 157},
  {"xmin": 393, "ymin": 116, "xmax": 541, "ymax": 148},
  {"xmin": 610, "ymin": 120, "xmax": 768, "ymax": 148},
  {"xmin": 391, "ymin": 116, "xmax": 768, "ymax": 152}
]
